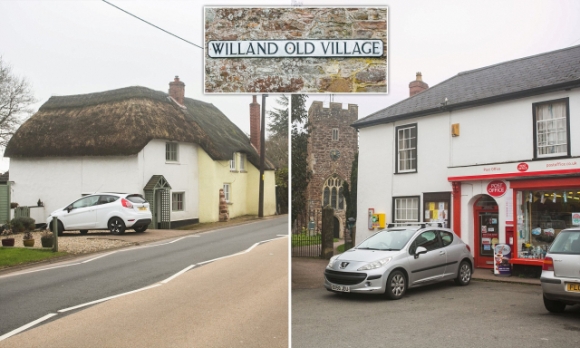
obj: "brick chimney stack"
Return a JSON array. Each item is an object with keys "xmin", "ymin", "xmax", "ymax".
[
  {"xmin": 409, "ymin": 72, "xmax": 429, "ymax": 97},
  {"xmin": 169, "ymin": 76, "xmax": 185, "ymax": 105},
  {"xmin": 250, "ymin": 95, "xmax": 261, "ymax": 154}
]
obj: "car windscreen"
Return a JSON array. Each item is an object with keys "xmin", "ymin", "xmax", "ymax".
[
  {"xmin": 126, "ymin": 194, "xmax": 147, "ymax": 203},
  {"xmin": 356, "ymin": 229, "xmax": 416, "ymax": 251},
  {"xmin": 549, "ymin": 231, "xmax": 580, "ymax": 254}
]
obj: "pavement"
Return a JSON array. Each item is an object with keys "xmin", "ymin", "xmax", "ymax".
[{"xmin": 292, "ymin": 241, "xmax": 541, "ymax": 290}]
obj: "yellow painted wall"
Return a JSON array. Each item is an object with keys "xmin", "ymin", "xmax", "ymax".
[{"xmin": 197, "ymin": 148, "xmax": 277, "ymax": 222}]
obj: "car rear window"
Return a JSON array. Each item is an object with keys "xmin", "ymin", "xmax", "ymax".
[
  {"xmin": 549, "ymin": 231, "xmax": 580, "ymax": 254},
  {"xmin": 126, "ymin": 194, "xmax": 147, "ymax": 203}
]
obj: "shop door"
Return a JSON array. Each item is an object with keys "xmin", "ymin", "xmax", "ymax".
[{"xmin": 474, "ymin": 209, "xmax": 499, "ymax": 269}]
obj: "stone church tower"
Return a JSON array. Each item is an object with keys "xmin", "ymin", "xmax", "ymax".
[{"xmin": 307, "ymin": 101, "xmax": 358, "ymax": 238}]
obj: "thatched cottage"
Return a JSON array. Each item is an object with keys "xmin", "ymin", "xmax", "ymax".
[{"xmin": 4, "ymin": 77, "xmax": 277, "ymax": 228}]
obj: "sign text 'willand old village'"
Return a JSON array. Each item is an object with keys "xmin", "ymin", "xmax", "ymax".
[{"xmin": 208, "ymin": 39, "xmax": 384, "ymax": 58}]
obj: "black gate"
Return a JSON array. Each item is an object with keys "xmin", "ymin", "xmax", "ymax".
[{"xmin": 292, "ymin": 201, "xmax": 322, "ymax": 257}]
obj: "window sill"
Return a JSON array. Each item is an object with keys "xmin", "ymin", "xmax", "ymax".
[
  {"xmin": 226, "ymin": 202, "xmax": 233, "ymax": 205},
  {"xmin": 166, "ymin": 161, "xmax": 180, "ymax": 165},
  {"xmin": 395, "ymin": 171, "xmax": 417, "ymax": 175},
  {"xmin": 230, "ymin": 170, "xmax": 239, "ymax": 173}
]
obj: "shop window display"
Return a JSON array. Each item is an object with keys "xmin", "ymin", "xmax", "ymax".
[{"xmin": 516, "ymin": 189, "xmax": 580, "ymax": 259}]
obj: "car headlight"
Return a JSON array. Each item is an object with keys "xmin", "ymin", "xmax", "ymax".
[
  {"xmin": 327, "ymin": 255, "xmax": 339, "ymax": 269},
  {"xmin": 357, "ymin": 257, "xmax": 392, "ymax": 271}
]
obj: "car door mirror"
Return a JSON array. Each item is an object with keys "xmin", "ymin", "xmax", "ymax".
[
  {"xmin": 66, "ymin": 205, "xmax": 73, "ymax": 213},
  {"xmin": 414, "ymin": 246, "xmax": 427, "ymax": 259}
]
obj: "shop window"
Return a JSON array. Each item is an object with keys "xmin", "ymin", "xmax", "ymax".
[
  {"xmin": 533, "ymin": 98, "xmax": 570, "ymax": 159},
  {"xmin": 423, "ymin": 192, "xmax": 451, "ymax": 228},
  {"xmin": 396, "ymin": 124, "xmax": 417, "ymax": 173},
  {"xmin": 516, "ymin": 188, "xmax": 580, "ymax": 259},
  {"xmin": 393, "ymin": 196, "xmax": 419, "ymax": 223}
]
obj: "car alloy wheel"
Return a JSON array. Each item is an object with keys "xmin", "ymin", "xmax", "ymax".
[
  {"xmin": 108, "ymin": 218, "xmax": 126, "ymax": 235},
  {"xmin": 455, "ymin": 261, "xmax": 472, "ymax": 286},
  {"xmin": 386, "ymin": 270, "xmax": 406, "ymax": 300}
]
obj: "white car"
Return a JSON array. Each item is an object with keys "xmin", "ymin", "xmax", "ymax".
[{"xmin": 46, "ymin": 193, "xmax": 152, "ymax": 235}]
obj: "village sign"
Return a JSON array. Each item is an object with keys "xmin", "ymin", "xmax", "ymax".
[{"xmin": 207, "ymin": 39, "xmax": 384, "ymax": 58}]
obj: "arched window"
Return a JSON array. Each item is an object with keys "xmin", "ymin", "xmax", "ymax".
[{"xmin": 322, "ymin": 174, "xmax": 346, "ymax": 211}]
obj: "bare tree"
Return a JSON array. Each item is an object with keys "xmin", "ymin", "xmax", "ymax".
[{"xmin": 0, "ymin": 57, "xmax": 35, "ymax": 148}]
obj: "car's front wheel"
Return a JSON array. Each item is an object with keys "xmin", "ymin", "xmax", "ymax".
[
  {"xmin": 454, "ymin": 260, "xmax": 472, "ymax": 286},
  {"xmin": 385, "ymin": 270, "xmax": 406, "ymax": 300},
  {"xmin": 108, "ymin": 218, "xmax": 126, "ymax": 235},
  {"xmin": 543, "ymin": 295, "xmax": 566, "ymax": 313},
  {"xmin": 50, "ymin": 220, "xmax": 64, "ymax": 236}
]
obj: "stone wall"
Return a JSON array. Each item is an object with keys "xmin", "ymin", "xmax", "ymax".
[
  {"xmin": 205, "ymin": 7, "xmax": 387, "ymax": 93},
  {"xmin": 306, "ymin": 101, "xmax": 358, "ymax": 237}
]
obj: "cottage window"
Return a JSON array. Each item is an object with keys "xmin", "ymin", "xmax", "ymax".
[
  {"xmin": 396, "ymin": 124, "xmax": 417, "ymax": 173},
  {"xmin": 322, "ymin": 175, "xmax": 345, "ymax": 211},
  {"xmin": 230, "ymin": 153, "xmax": 237, "ymax": 171},
  {"xmin": 533, "ymin": 99, "xmax": 570, "ymax": 159},
  {"xmin": 172, "ymin": 192, "xmax": 184, "ymax": 211},
  {"xmin": 393, "ymin": 196, "xmax": 419, "ymax": 223},
  {"xmin": 332, "ymin": 128, "xmax": 339, "ymax": 141},
  {"xmin": 223, "ymin": 183, "xmax": 231, "ymax": 203},
  {"xmin": 166, "ymin": 142, "xmax": 178, "ymax": 162},
  {"xmin": 239, "ymin": 153, "xmax": 246, "ymax": 171}
]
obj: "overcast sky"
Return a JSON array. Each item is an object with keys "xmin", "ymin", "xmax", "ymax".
[{"xmin": 1, "ymin": 0, "xmax": 579, "ymax": 172}]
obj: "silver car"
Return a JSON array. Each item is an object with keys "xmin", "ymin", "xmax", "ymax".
[
  {"xmin": 324, "ymin": 223, "xmax": 474, "ymax": 300},
  {"xmin": 540, "ymin": 228, "xmax": 580, "ymax": 313}
]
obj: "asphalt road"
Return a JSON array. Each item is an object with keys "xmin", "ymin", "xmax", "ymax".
[
  {"xmin": 292, "ymin": 280, "xmax": 580, "ymax": 348},
  {"xmin": 0, "ymin": 216, "xmax": 288, "ymax": 339}
]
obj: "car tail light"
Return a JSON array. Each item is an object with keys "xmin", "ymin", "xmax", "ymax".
[
  {"xmin": 542, "ymin": 257, "xmax": 554, "ymax": 271},
  {"xmin": 121, "ymin": 198, "xmax": 133, "ymax": 209}
]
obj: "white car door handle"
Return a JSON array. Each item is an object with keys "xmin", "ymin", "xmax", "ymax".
[{"xmin": 439, "ymin": 250, "xmax": 446, "ymax": 255}]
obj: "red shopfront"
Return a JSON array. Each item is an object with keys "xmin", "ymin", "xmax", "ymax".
[
  {"xmin": 449, "ymin": 168, "xmax": 580, "ymax": 270},
  {"xmin": 509, "ymin": 176, "xmax": 580, "ymax": 269}
]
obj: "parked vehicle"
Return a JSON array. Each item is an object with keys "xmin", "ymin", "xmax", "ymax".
[
  {"xmin": 540, "ymin": 228, "xmax": 580, "ymax": 313},
  {"xmin": 324, "ymin": 223, "xmax": 474, "ymax": 300},
  {"xmin": 46, "ymin": 193, "xmax": 152, "ymax": 235}
]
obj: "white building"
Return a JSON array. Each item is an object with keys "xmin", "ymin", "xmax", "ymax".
[
  {"xmin": 353, "ymin": 45, "xmax": 580, "ymax": 270},
  {"xmin": 5, "ymin": 78, "xmax": 277, "ymax": 230}
]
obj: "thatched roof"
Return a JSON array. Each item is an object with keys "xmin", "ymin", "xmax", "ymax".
[{"xmin": 5, "ymin": 86, "xmax": 272, "ymax": 170}]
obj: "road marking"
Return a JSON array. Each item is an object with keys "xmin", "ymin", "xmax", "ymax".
[
  {"xmin": 81, "ymin": 252, "xmax": 117, "ymax": 263},
  {"xmin": 58, "ymin": 284, "xmax": 162, "ymax": 313},
  {"xmin": 160, "ymin": 265, "xmax": 196, "ymax": 284},
  {"xmin": 12, "ymin": 263, "xmax": 82, "ymax": 276},
  {"xmin": 0, "ymin": 313, "xmax": 57, "ymax": 341}
]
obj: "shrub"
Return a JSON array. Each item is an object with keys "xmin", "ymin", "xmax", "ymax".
[
  {"xmin": 10, "ymin": 217, "xmax": 36, "ymax": 233},
  {"xmin": 23, "ymin": 231, "xmax": 33, "ymax": 240}
]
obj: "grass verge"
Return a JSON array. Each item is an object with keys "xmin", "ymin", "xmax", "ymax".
[{"xmin": 0, "ymin": 248, "xmax": 68, "ymax": 268}]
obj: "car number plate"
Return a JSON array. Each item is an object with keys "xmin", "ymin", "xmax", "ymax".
[
  {"xmin": 566, "ymin": 283, "xmax": 580, "ymax": 292},
  {"xmin": 138, "ymin": 207, "xmax": 147, "ymax": 211},
  {"xmin": 331, "ymin": 284, "xmax": 350, "ymax": 292}
]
